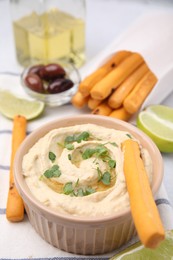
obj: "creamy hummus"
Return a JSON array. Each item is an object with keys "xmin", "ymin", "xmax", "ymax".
[{"xmin": 22, "ymin": 124, "xmax": 152, "ymax": 217}]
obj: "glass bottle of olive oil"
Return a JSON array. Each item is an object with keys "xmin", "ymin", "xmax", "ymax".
[{"xmin": 10, "ymin": 0, "xmax": 86, "ymax": 68}]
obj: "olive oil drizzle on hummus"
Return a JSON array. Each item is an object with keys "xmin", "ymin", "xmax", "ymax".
[{"xmin": 41, "ymin": 131, "xmax": 117, "ymax": 196}]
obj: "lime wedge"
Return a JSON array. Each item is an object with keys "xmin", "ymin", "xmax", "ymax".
[
  {"xmin": 0, "ymin": 90, "xmax": 45, "ymax": 120},
  {"xmin": 110, "ymin": 230, "xmax": 173, "ymax": 260},
  {"xmin": 137, "ymin": 105, "xmax": 173, "ymax": 153}
]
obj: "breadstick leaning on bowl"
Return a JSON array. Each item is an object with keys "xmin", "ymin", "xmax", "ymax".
[
  {"xmin": 122, "ymin": 139, "xmax": 165, "ymax": 248},
  {"xmin": 6, "ymin": 115, "xmax": 26, "ymax": 222}
]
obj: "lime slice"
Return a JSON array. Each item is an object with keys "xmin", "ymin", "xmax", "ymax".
[
  {"xmin": 137, "ymin": 105, "xmax": 173, "ymax": 153},
  {"xmin": 110, "ymin": 230, "xmax": 173, "ymax": 260},
  {"xmin": 0, "ymin": 90, "xmax": 45, "ymax": 120}
]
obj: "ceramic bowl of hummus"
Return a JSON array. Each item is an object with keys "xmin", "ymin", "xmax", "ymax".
[{"xmin": 14, "ymin": 115, "xmax": 163, "ymax": 255}]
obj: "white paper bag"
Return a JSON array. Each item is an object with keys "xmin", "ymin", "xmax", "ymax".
[{"xmin": 80, "ymin": 10, "xmax": 173, "ymax": 113}]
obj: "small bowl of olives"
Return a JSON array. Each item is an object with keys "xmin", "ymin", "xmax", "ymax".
[{"xmin": 21, "ymin": 62, "xmax": 80, "ymax": 107}]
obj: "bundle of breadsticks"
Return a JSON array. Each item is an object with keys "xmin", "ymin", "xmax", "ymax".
[{"xmin": 71, "ymin": 50, "xmax": 158, "ymax": 121}]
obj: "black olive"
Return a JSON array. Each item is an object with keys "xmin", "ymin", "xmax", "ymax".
[{"xmin": 47, "ymin": 78, "xmax": 74, "ymax": 94}]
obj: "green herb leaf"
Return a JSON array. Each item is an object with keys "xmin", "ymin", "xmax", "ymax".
[
  {"xmin": 85, "ymin": 187, "xmax": 96, "ymax": 195},
  {"xmin": 82, "ymin": 144, "xmax": 109, "ymax": 160},
  {"xmin": 65, "ymin": 143, "xmax": 74, "ymax": 150},
  {"xmin": 126, "ymin": 133, "xmax": 132, "ymax": 139},
  {"xmin": 64, "ymin": 131, "xmax": 90, "ymax": 146},
  {"xmin": 101, "ymin": 171, "xmax": 111, "ymax": 185},
  {"xmin": 63, "ymin": 182, "xmax": 74, "ymax": 195},
  {"xmin": 75, "ymin": 178, "xmax": 79, "ymax": 187},
  {"xmin": 43, "ymin": 165, "xmax": 61, "ymax": 178},
  {"xmin": 63, "ymin": 181, "xmax": 96, "ymax": 197},
  {"xmin": 68, "ymin": 154, "xmax": 72, "ymax": 160},
  {"xmin": 82, "ymin": 148, "xmax": 96, "ymax": 159},
  {"xmin": 110, "ymin": 142, "xmax": 118, "ymax": 147},
  {"xmin": 108, "ymin": 159, "xmax": 116, "ymax": 169},
  {"xmin": 97, "ymin": 167, "xmax": 103, "ymax": 181},
  {"xmin": 76, "ymin": 188, "xmax": 84, "ymax": 197},
  {"xmin": 64, "ymin": 135, "xmax": 75, "ymax": 144},
  {"xmin": 76, "ymin": 186, "xmax": 95, "ymax": 197},
  {"xmin": 76, "ymin": 131, "xmax": 90, "ymax": 143},
  {"xmin": 49, "ymin": 151, "xmax": 56, "ymax": 162},
  {"xmin": 95, "ymin": 145, "xmax": 108, "ymax": 157}
]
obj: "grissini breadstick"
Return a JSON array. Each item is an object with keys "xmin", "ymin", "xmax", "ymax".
[
  {"xmin": 122, "ymin": 139, "xmax": 165, "ymax": 248},
  {"xmin": 6, "ymin": 115, "xmax": 26, "ymax": 222},
  {"xmin": 92, "ymin": 103, "xmax": 112, "ymax": 116},
  {"xmin": 108, "ymin": 63, "xmax": 149, "ymax": 109},
  {"xmin": 71, "ymin": 91, "xmax": 89, "ymax": 109},
  {"xmin": 79, "ymin": 51, "xmax": 132, "ymax": 97},
  {"xmin": 123, "ymin": 71, "xmax": 158, "ymax": 114},
  {"xmin": 90, "ymin": 53, "xmax": 144, "ymax": 100},
  {"xmin": 88, "ymin": 97, "xmax": 101, "ymax": 110},
  {"xmin": 109, "ymin": 107, "xmax": 131, "ymax": 121}
]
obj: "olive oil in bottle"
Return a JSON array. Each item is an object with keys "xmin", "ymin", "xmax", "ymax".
[{"xmin": 11, "ymin": 1, "xmax": 85, "ymax": 68}]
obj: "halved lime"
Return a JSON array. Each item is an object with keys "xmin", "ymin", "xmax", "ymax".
[
  {"xmin": 0, "ymin": 90, "xmax": 45, "ymax": 120},
  {"xmin": 110, "ymin": 230, "xmax": 173, "ymax": 260},
  {"xmin": 137, "ymin": 105, "xmax": 173, "ymax": 153}
]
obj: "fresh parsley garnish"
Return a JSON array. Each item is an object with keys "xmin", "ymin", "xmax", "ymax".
[
  {"xmin": 126, "ymin": 134, "xmax": 132, "ymax": 139},
  {"xmin": 96, "ymin": 145, "xmax": 108, "ymax": 157},
  {"xmin": 43, "ymin": 165, "xmax": 61, "ymax": 178},
  {"xmin": 63, "ymin": 182, "xmax": 74, "ymax": 195},
  {"xmin": 76, "ymin": 131, "xmax": 90, "ymax": 143},
  {"xmin": 76, "ymin": 188, "xmax": 84, "ymax": 197},
  {"xmin": 82, "ymin": 144, "xmax": 109, "ymax": 160},
  {"xmin": 63, "ymin": 180, "xmax": 95, "ymax": 197},
  {"xmin": 97, "ymin": 167, "xmax": 111, "ymax": 186},
  {"xmin": 75, "ymin": 178, "xmax": 79, "ymax": 187},
  {"xmin": 108, "ymin": 159, "xmax": 116, "ymax": 169},
  {"xmin": 82, "ymin": 144, "xmax": 116, "ymax": 182},
  {"xmin": 97, "ymin": 167, "xmax": 103, "ymax": 182},
  {"xmin": 49, "ymin": 151, "xmax": 56, "ymax": 162},
  {"xmin": 85, "ymin": 187, "xmax": 95, "ymax": 195},
  {"xmin": 102, "ymin": 171, "xmax": 111, "ymax": 185},
  {"xmin": 65, "ymin": 143, "xmax": 74, "ymax": 150},
  {"xmin": 65, "ymin": 131, "xmax": 90, "ymax": 145},
  {"xmin": 68, "ymin": 154, "xmax": 72, "ymax": 160},
  {"xmin": 82, "ymin": 148, "xmax": 96, "ymax": 159},
  {"xmin": 73, "ymin": 186, "xmax": 95, "ymax": 197},
  {"xmin": 63, "ymin": 182, "xmax": 73, "ymax": 195},
  {"xmin": 60, "ymin": 131, "xmax": 90, "ymax": 150},
  {"xmin": 110, "ymin": 142, "xmax": 118, "ymax": 147},
  {"xmin": 64, "ymin": 135, "xmax": 75, "ymax": 144}
]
